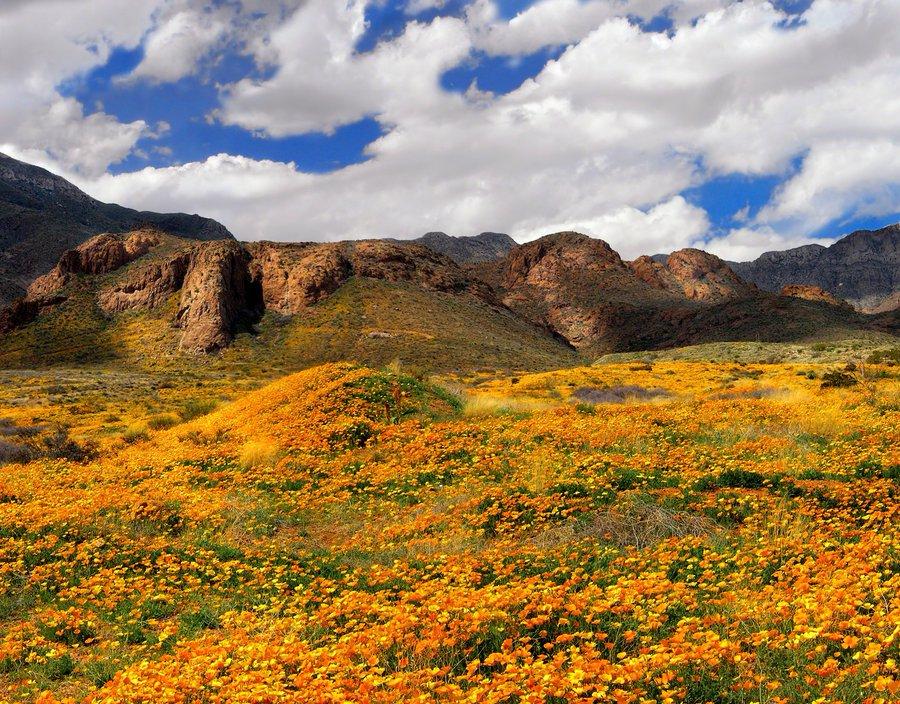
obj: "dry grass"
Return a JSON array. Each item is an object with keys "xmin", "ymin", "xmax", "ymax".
[
  {"xmin": 532, "ymin": 502, "xmax": 721, "ymax": 550},
  {"xmin": 461, "ymin": 393, "xmax": 554, "ymax": 417},
  {"xmin": 238, "ymin": 439, "xmax": 282, "ymax": 470}
]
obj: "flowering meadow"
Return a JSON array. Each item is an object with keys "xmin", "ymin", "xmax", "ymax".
[{"xmin": 0, "ymin": 356, "xmax": 897, "ymax": 703}]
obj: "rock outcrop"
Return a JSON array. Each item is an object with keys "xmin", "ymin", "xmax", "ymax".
[
  {"xmin": 175, "ymin": 241, "xmax": 262, "ymax": 353},
  {"xmin": 780, "ymin": 285, "xmax": 852, "ymax": 310},
  {"xmin": 27, "ymin": 231, "xmax": 161, "ymax": 301},
  {"xmin": 662, "ymin": 249, "xmax": 754, "ymax": 302},
  {"xmin": 98, "ymin": 250, "xmax": 193, "ymax": 313},
  {"xmin": 245, "ymin": 239, "xmax": 498, "ymax": 315},
  {"xmin": 4, "ymin": 227, "xmax": 893, "ymax": 357},
  {"xmin": 246, "ymin": 242, "xmax": 349, "ymax": 314}
]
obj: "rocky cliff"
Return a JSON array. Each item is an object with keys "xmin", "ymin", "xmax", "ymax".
[
  {"xmin": 8, "ymin": 232, "xmax": 504, "ymax": 354},
  {"xmin": 4, "ymin": 228, "xmax": 894, "ymax": 359},
  {"xmin": 729, "ymin": 224, "xmax": 899, "ymax": 312}
]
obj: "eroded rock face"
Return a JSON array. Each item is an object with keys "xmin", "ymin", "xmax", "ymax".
[
  {"xmin": 26, "ymin": 231, "xmax": 161, "ymax": 301},
  {"xmin": 630, "ymin": 255, "xmax": 679, "ymax": 291},
  {"xmin": 175, "ymin": 241, "xmax": 262, "ymax": 353},
  {"xmin": 664, "ymin": 249, "xmax": 754, "ymax": 302},
  {"xmin": 245, "ymin": 242, "xmax": 351, "ymax": 314},
  {"xmin": 503, "ymin": 232, "xmax": 624, "ymax": 291},
  {"xmin": 245, "ymin": 240, "xmax": 497, "ymax": 315},
  {"xmin": 780, "ymin": 284, "xmax": 853, "ymax": 310},
  {"xmin": 98, "ymin": 250, "xmax": 193, "ymax": 313}
]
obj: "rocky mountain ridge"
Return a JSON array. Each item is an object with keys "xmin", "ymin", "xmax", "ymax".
[
  {"xmin": 0, "ymin": 152, "xmax": 233, "ymax": 307},
  {"xmin": 728, "ymin": 224, "xmax": 899, "ymax": 312},
  {"xmin": 9, "ymin": 232, "xmax": 503, "ymax": 353},
  {"xmin": 5, "ymin": 228, "xmax": 891, "ymax": 361}
]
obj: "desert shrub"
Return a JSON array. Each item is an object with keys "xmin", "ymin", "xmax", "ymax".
[
  {"xmin": 329, "ymin": 422, "xmax": 373, "ymax": 450},
  {"xmin": 122, "ymin": 424, "xmax": 149, "ymax": 444},
  {"xmin": 41, "ymin": 428, "xmax": 98, "ymax": 462},
  {"xmin": 179, "ymin": 398, "xmax": 219, "ymax": 421},
  {"xmin": 820, "ymin": 370, "xmax": 857, "ymax": 388},
  {"xmin": 147, "ymin": 414, "xmax": 179, "ymax": 430},
  {"xmin": 0, "ymin": 440, "xmax": 30, "ymax": 464},
  {"xmin": 588, "ymin": 503, "xmax": 719, "ymax": 549}
]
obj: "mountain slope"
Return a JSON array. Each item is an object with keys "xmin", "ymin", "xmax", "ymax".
[
  {"xmin": 410, "ymin": 231, "xmax": 517, "ymax": 264},
  {"xmin": 0, "ymin": 231, "xmax": 578, "ymax": 372},
  {"xmin": 2, "ymin": 228, "xmax": 894, "ymax": 371},
  {"xmin": 0, "ymin": 152, "xmax": 234, "ymax": 306},
  {"xmin": 480, "ymin": 232, "xmax": 894, "ymax": 356},
  {"xmin": 729, "ymin": 224, "xmax": 899, "ymax": 311}
]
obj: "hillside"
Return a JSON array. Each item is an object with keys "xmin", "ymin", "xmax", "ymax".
[
  {"xmin": 0, "ymin": 152, "xmax": 233, "ymax": 306},
  {"xmin": 477, "ymin": 232, "xmax": 894, "ymax": 356},
  {"xmin": 0, "ymin": 232, "xmax": 578, "ymax": 373},
  {"xmin": 2, "ymin": 229, "xmax": 895, "ymax": 371},
  {"xmin": 411, "ymin": 231, "xmax": 517, "ymax": 263},
  {"xmin": 0, "ymin": 357, "xmax": 897, "ymax": 702},
  {"xmin": 729, "ymin": 223, "xmax": 899, "ymax": 311}
]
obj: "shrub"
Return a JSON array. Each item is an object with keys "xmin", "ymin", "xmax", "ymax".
[
  {"xmin": 820, "ymin": 370, "xmax": 857, "ymax": 388},
  {"xmin": 0, "ymin": 440, "xmax": 30, "ymax": 464},
  {"xmin": 122, "ymin": 424, "xmax": 149, "ymax": 444},
  {"xmin": 147, "ymin": 414, "xmax": 179, "ymax": 430},
  {"xmin": 41, "ymin": 428, "xmax": 98, "ymax": 462},
  {"xmin": 179, "ymin": 398, "xmax": 219, "ymax": 421}
]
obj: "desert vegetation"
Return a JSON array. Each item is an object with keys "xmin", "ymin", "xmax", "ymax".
[{"xmin": 0, "ymin": 346, "xmax": 897, "ymax": 703}]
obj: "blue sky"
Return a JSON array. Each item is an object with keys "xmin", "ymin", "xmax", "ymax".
[{"xmin": 3, "ymin": 0, "xmax": 899, "ymax": 259}]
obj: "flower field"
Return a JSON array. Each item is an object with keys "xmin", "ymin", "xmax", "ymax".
[{"xmin": 0, "ymin": 357, "xmax": 897, "ymax": 703}]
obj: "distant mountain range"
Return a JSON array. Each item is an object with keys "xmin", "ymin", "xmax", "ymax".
[
  {"xmin": 726, "ymin": 225, "xmax": 899, "ymax": 313},
  {"xmin": 0, "ymin": 153, "xmax": 896, "ymax": 370},
  {"xmin": 0, "ymin": 152, "xmax": 233, "ymax": 306}
]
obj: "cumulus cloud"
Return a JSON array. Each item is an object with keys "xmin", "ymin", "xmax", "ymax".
[
  {"xmin": 4, "ymin": 0, "xmax": 900, "ymax": 258},
  {"xmin": 218, "ymin": 2, "xmax": 471, "ymax": 136},
  {"xmin": 0, "ymin": 0, "xmax": 158, "ymax": 175},
  {"xmin": 124, "ymin": 3, "xmax": 234, "ymax": 84},
  {"xmin": 520, "ymin": 196, "xmax": 711, "ymax": 259},
  {"xmin": 758, "ymin": 139, "xmax": 900, "ymax": 232}
]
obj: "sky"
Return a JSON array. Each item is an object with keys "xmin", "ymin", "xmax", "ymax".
[{"xmin": 1, "ymin": 0, "xmax": 898, "ymax": 260}]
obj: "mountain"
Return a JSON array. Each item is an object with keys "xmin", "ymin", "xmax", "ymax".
[
  {"xmin": 0, "ymin": 230, "xmax": 576, "ymax": 371},
  {"xmin": 728, "ymin": 224, "xmax": 899, "ymax": 312},
  {"xmin": 5, "ymin": 227, "xmax": 888, "ymax": 371},
  {"xmin": 476, "ymin": 232, "xmax": 893, "ymax": 356},
  {"xmin": 0, "ymin": 152, "xmax": 234, "ymax": 307},
  {"xmin": 410, "ymin": 231, "xmax": 517, "ymax": 264}
]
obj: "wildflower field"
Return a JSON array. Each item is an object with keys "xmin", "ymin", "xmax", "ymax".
[{"xmin": 0, "ymin": 352, "xmax": 897, "ymax": 703}]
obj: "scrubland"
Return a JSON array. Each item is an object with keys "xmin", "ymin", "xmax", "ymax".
[{"xmin": 0, "ymin": 346, "xmax": 897, "ymax": 703}]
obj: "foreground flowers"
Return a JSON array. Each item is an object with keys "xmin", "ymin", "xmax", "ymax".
[{"xmin": 0, "ymin": 360, "xmax": 897, "ymax": 703}]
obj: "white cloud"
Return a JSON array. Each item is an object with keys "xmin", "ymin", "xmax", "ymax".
[
  {"xmin": 3, "ymin": 0, "xmax": 899, "ymax": 258},
  {"xmin": 0, "ymin": 0, "xmax": 159, "ymax": 175},
  {"xmin": 520, "ymin": 196, "xmax": 711, "ymax": 258},
  {"xmin": 758, "ymin": 139, "xmax": 900, "ymax": 232},
  {"xmin": 218, "ymin": 2, "xmax": 471, "ymax": 136},
  {"xmin": 125, "ymin": 3, "xmax": 234, "ymax": 84}
]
